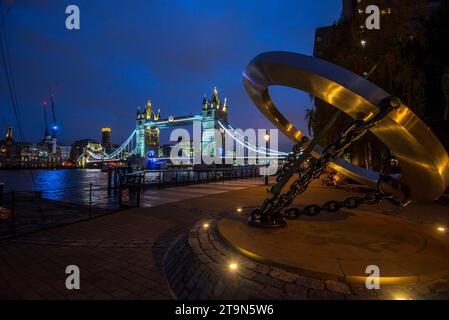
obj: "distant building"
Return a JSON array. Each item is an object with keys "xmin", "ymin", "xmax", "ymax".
[
  {"xmin": 70, "ymin": 139, "xmax": 98, "ymax": 164},
  {"xmin": 101, "ymin": 128, "xmax": 112, "ymax": 153},
  {"xmin": 0, "ymin": 127, "xmax": 62, "ymax": 169},
  {"xmin": 0, "ymin": 127, "xmax": 21, "ymax": 168},
  {"xmin": 59, "ymin": 145, "xmax": 72, "ymax": 161},
  {"xmin": 312, "ymin": 0, "xmax": 446, "ymax": 170}
]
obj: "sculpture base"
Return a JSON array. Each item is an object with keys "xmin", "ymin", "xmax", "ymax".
[{"xmin": 219, "ymin": 208, "xmax": 449, "ymax": 284}]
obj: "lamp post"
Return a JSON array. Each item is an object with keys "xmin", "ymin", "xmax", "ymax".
[
  {"xmin": 264, "ymin": 130, "xmax": 270, "ymax": 185},
  {"xmin": 219, "ymin": 128, "xmax": 225, "ymax": 165}
]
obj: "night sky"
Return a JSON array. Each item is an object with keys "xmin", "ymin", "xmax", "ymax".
[{"xmin": 0, "ymin": 0, "xmax": 341, "ymax": 150}]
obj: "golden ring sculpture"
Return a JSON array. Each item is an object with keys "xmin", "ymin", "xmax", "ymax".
[{"xmin": 243, "ymin": 51, "xmax": 449, "ymax": 201}]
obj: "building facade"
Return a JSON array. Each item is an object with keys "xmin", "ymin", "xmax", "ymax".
[
  {"xmin": 0, "ymin": 127, "xmax": 62, "ymax": 169},
  {"xmin": 101, "ymin": 128, "xmax": 112, "ymax": 153},
  {"xmin": 312, "ymin": 0, "xmax": 447, "ymax": 171}
]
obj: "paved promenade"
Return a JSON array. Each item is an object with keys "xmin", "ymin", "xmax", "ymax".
[{"xmin": 1, "ymin": 179, "xmax": 448, "ymax": 299}]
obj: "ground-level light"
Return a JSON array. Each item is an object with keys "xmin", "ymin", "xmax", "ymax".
[
  {"xmin": 437, "ymin": 226, "xmax": 447, "ymax": 233},
  {"xmin": 229, "ymin": 262, "xmax": 238, "ymax": 271}
]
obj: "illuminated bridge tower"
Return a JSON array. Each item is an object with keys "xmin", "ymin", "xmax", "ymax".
[
  {"xmin": 201, "ymin": 87, "xmax": 228, "ymax": 159},
  {"xmin": 136, "ymin": 100, "xmax": 161, "ymax": 157}
]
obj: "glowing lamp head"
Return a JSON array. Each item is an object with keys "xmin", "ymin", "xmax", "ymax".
[
  {"xmin": 264, "ymin": 133, "xmax": 270, "ymax": 142},
  {"xmin": 203, "ymin": 223, "xmax": 209, "ymax": 229}
]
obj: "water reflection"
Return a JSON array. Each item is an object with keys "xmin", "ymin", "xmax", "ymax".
[{"xmin": 0, "ymin": 169, "xmax": 116, "ymax": 207}]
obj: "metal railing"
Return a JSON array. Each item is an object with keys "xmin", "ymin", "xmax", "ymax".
[
  {"xmin": 118, "ymin": 166, "xmax": 262, "ymax": 207},
  {"xmin": 0, "ymin": 166, "xmax": 267, "ymax": 238},
  {"xmin": 122, "ymin": 166, "xmax": 259, "ymax": 187},
  {"xmin": 0, "ymin": 184, "xmax": 119, "ymax": 240}
]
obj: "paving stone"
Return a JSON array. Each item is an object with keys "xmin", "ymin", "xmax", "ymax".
[
  {"xmin": 261, "ymin": 286, "xmax": 283, "ymax": 299},
  {"xmin": 203, "ymin": 249, "xmax": 222, "ymax": 259},
  {"xmin": 239, "ymin": 258, "xmax": 257, "ymax": 269},
  {"xmin": 197, "ymin": 254, "xmax": 213, "ymax": 264},
  {"xmin": 308, "ymin": 289, "xmax": 344, "ymax": 300},
  {"xmin": 269, "ymin": 268, "xmax": 299, "ymax": 283},
  {"xmin": 186, "ymin": 267, "xmax": 204, "ymax": 291},
  {"xmin": 196, "ymin": 267, "xmax": 210, "ymax": 285},
  {"xmin": 205, "ymin": 261, "xmax": 224, "ymax": 275},
  {"xmin": 198, "ymin": 281, "xmax": 213, "ymax": 300},
  {"xmin": 187, "ymin": 237, "xmax": 199, "ymax": 249},
  {"xmin": 252, "ymin": 263, "xmax": 272, "ymax": 275},
  {"xmin": 428, "ymin": 279, "xmax": 449, "ymax": 293},
  {"xmin": 346, "ymin": 294, "xmax": 379, "ymax": 300},
  {"xmin": 237, "ymin": 267, "xmax": 257, "ymax": 280},
  {"xmin": 410, "ymin": 283, "xmax": 431, "ymax": 296},
  {"xmin": 238, "ymin": 278, "xmax": 263, "ymax": 294},
  {"xmin": 212, "ymin": 280, "xmax": 226, "ymax": 297},
  {"xmin": 350, "ymin": 285, "xmax": 377, "ymax": 297},
  {"xmin": 296, "ymin": 276, "xmax": 325, "ymax": 290},
  {"xmin": 325, "ymin": 280, "xmax": 352, "ymax": 295},
  {"xmin": 254, "ymin": 274, "xmax": 285, "ymax": 289},
  {"xmin": 285, "ymin": 284, "xmax": 308, "ymax": 299}
]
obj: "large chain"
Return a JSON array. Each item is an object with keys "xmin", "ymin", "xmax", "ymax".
[
  {"xmin": 249, "ymin": 96, "xmax": 406, "ymax": 227},
  {"xmin": 284, "ymin": 190, "xmax": 392, "ymax": 219}
]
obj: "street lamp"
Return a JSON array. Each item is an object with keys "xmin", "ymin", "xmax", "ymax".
[
  {"xmin": 219, "ymin": 128, "xmax": 225, "ymax": 164},
  {"xmin": 264, "ymin": 130, "xmax": 270, "ymax": 185},
  {"xmin": 264, "ymin": 132, "xmax": 270, "ymax": 142}
]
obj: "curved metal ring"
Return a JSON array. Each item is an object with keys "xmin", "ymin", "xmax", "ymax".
[{"xmin": 243, "ymin": 51, "xmax": 449, "ymax": 201}]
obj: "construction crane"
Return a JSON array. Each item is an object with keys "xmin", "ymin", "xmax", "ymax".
[
  {"xmin": 49, "ymin": 94, "xmax": 58, "ymax": 138},
  {"xmin": 42, "ymin": 100, "xmax": 49, "ymax": 137}
]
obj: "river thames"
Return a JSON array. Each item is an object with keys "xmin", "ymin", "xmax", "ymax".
[{"xmin": 0, "ymin": 169, "xmax": 115, "ymax": 207}]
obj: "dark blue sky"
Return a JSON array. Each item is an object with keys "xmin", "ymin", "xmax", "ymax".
[{"xmin": 0, "ymin": 0, "xmax": 341, "ymax": 150}]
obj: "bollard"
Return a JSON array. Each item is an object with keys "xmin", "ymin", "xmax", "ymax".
[
  {"xmin": 113, "ymin": 167, "xmax": 118, "ymax": 191},
  {"xmin": 118, "ymin": 185, "xmax": 123, "ymax": 207},
  {"xmin": 0, "ymin": 183, "xmax": 3, "ymax": 206},
  {"xmin": 159, "ymin": 171, "xmax": 162, "ymax": 188},
  {"xmin": 107, "ymin": 167, "xmax": 112, "ymax": 195},
  {"xmin": 136, "ymin": 178, "xmax": 141, "ymax": 207},
  {"xmin": 89, "ymin": 183, "xmax": 92, "ymax": 219},
  {"xmin": 11, "ymin": 190, "xmax": 16, "ymax": 236}
]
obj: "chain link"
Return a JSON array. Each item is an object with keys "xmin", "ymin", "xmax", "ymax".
[
  {"xmin": 283, "ymin": 191, "xmax": 393, "ymax": 219},
  {"xmin": 249, "ymin": 96, "xmax": 408, "ymax": 227}
]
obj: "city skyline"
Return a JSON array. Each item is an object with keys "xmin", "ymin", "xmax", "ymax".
[{"xmin": 0, "ymin": 0, "xmax": 341, "ymax": 149}]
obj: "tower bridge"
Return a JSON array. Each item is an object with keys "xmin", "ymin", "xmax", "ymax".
[{"xmin": 79, "ymin": 87, "xmax": 286, "ymax": 165}]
